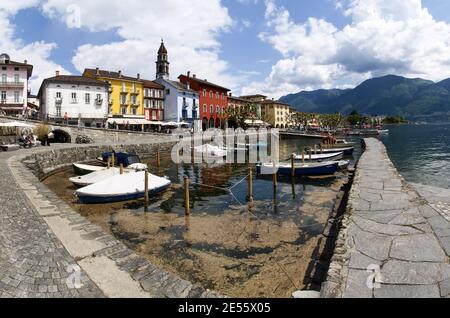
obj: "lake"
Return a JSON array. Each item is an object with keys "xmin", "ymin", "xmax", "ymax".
[{"xmin": 380, "ymin": 123, "xmax": 450, "ymax": 189}]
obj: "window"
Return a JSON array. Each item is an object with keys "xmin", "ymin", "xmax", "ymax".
[
  {"xmin": 71, "ymin": 93, "xmax": 77, "ymax": 104},
  {"xmin": 56, "ymin": 106, "xmax": 61, "ymax": 117},
  {"xmin": 121, "ymin": 107, "xmax": 127, "ymax": 115},
  {"xmin": 85, "ymin": 93, "xmax": 90, "ymax": 104},
  {"xmin": 216, "ymin": 106, "xmax": 220, "ymax": 113},
  {"xmin": 203, "ymin": 104, "xmax": 207, "ymax": 113},
  {"xmin": 1, "ymin": 91, "xmax": 6, "ymax": 102},
  {"xmin": 132, "ymin": 108, "xmax": 137, "ymax": 115},
  {"xmin": 122, "ymin": 82, "xmax": 126, "ymax": 92},
  {"xmin": 1, "ymin": 67, "xmax": 6, "ymax": 71},
  {"xmin": 121, "ymin": 95, "xmax": 127, "ymax": 105},
  {"xmin": 182, "ymin": 108, "xmax": 188, "ymax": 119},
  {"xmin": 96, "ymin": 94, "xmax": 102, "ymax": 104},
  {"xmin": 145, "ymin": 100, "xmax": 150, "ymax": 108},
  {"xmin": 14, "ymin": 74, "xmax": 19, "ymax": 83},
  {"xmin": 14, "ymin": 67, "xmax": 19, "ymax": 71},
  {"xmin": 56, "ymin": 92, "xmax": 62, "ymax": 99},
  {"xmin": 203, "ymin": 89, "xmax": 206, "ymax": 97},
  {"xmin": 1, "ymin": 74, "xmax": 6, "ymax": 83},
  {"xmin": 209, "ymin": 91, "xmax": 213, "ymax": 98},
  {"xmin": 131, "ymin": 95, "xmax": 137, "ymax": 105},
  {"xmin": 192, "ymin": 109, "xmax": 197, "ymax": 118},
  {"xmin": 210, "ymin": 105, "xmax": 214, "ymax": 113},
  {"xmin": 222, "ymin": 93, "xmax": 225, "ymax": 100},
  {"xmin": 193, "ymin": 99, "xmax": 196, "ymax": 108},
  {"xmin": 14, "ymin": 91, "xmax": 19, "ymax": 103}
]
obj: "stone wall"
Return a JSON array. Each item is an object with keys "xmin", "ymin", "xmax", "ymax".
[{"xmin": 22, "ymin": 141, "xmax": 176, "ymax": 180}]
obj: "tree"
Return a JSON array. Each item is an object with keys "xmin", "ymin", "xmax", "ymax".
[
  {"xmin": 226, "ymin": 103, "xmax": 261, "ymax": 129},
  {"xmin": 347, "ymin": 110, "xmax": 363, "ymax": 126}
]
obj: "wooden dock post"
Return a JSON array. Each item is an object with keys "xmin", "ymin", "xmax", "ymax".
[
  {"xmin": 291, "ymin": 153, "xmax": 296, "ymax": 177},
  {"xmin": 107, "ymin": 158, "xmax": 111, "ymax": 169},
  {"xmin": 314, "ymin": 144, "xmax": 317, "ymax": 155},
  {"xmin": 111, "ymin": 152, "xmax": 115, "ymax": 167},
  {"xmin": 184, "ymin": 176, "xmax": 190, "ymax": 215},
  {"xmin": 301, "ymin": 149, "xmax": 305, "ymax": 164},
  {"xmin": 247, "ymin": 165, "xmax": 254, "ymax": 202},
  {"xmin": 119, "ymin": 164, "xmax": 124, "ymax": 175},
  {"xmin": 273, "ymin": 161, "xmax": 277, "ymax": 189},
  {"xmin": 144, "ymin": 170, "xmax": 149, "ymax": 206},
  {"xmin": 156, "ymin": 147, "xmax": 161, "ymax": 167}
]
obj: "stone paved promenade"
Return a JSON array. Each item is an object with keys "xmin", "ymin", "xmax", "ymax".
[
  {"xmin": 0, "ymin": 150, "xmax": 103, "ymax": 298},
  {"xmin": 0, "ymin": 144, "xmax": 220, "ymax": 298},
  {"xmin": 322, "ymin": 138, "xmax": 450, "ymax": 298}
]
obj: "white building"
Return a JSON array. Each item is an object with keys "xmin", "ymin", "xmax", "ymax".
[
  {"xmin": 0, "ymin": 53, "xmax": 33, "ymax": 117},
  {"xmin": 38, "ymin": 72, "xmax": 110, "ymax": 127},
  {"xmin": 153, "ymin": 41, "xmax": 201, "ymax": 131}
]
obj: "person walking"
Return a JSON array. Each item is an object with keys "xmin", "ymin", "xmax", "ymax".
[{"xmin": 46, "ymin": 131, "xmax": 55, "ymax": 146}]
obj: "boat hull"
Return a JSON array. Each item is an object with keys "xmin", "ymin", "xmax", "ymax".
[
  {"xmin": 257, "ymin": 162, "xmax": 339, "ymax": 176},
  {"xmin": 295, "ymin": 152, "xmax": 343, "ymax": 162},
  {"xmin": 73, "ymin": 163, "xmax": 105, "ymax": 176},
  {"xmin": 77, "ymin": 183, "xmax": 171, "ymax": 204},
  {"xmin": 309, "ymin": 147, "xmax": 354, "ymax": 156}
]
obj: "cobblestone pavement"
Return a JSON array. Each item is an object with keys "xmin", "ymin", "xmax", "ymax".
[
  {"xmin": 322, "ymin": 138, "xmax": 450, "ymax": 298},
  {"xmin": 0, "ymin": 151, "xmax": 103, "ymax": 298}
]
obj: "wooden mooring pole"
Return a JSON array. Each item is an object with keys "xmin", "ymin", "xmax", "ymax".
[
  {"xmin": 247, "ymin": 166, "xmax": 254, "ymax": 202},
  {"xmin": 120, "ymin": 164, "xmax": 124, "ymax": 175},
  {"xmin": 156, "ymin": 147, "xmax": 161, "ymax": 167},
  {"xmin": 301, "ymin": 149, "xmax": 305, "ymax": 164},
  {"xmin": 184, "ymin": 176, "xmax": 190, "ymax": 215},
  {"xmin": 273, "ymin": 161, "xmax": 277, "ymax": 189},
  {"xmin": 144, "ymin": 170, "xmax": 149, "ymax": 206},
  {"xmin": 291, "ymin": 153, "xmax": 296, "ymax": 177},
  {"xmin": 107, "ymin": 158, "xmax": 111, "ymax": 169},
  {"xmin": 111, "ymin": 152, "xmax": 115, "ymax": 167}
]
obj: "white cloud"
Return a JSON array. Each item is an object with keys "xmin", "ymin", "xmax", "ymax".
[
  {"xmin": 41, "ymin": 0, "xmax": 238, "ymax": 89},
  {"xmin": 243, "ymin": 0, "xmax": 450, "ymax": 98},
  {"xmin": 0, "ymin": 1, "xmax": 69, "ymax": 93}
]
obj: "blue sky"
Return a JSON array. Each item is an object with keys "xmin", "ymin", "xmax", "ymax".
[{"xmin": 3, "ymin": 0, "xmax": 450, "ymax": 96}]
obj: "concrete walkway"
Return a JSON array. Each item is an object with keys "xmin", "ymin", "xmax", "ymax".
[{"xmin": 322, "ymin": 138, "xmax": 450, "ymax": 298}]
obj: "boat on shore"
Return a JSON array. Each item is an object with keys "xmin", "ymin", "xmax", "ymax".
[
  {"xmin": 293, "ymin": 152, "xmax": 344, "ymax": 162},
  {"xmin": 257, "ymin": 161, "xmax": 339, "ymax": 176},
  {"xmin": 76, "ymin": 171, "xmax": 172, "ymax": 204}
]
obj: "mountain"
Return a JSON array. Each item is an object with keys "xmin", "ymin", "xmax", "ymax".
[{"xmin": 279, "ymin": 75, "xmax": 450, "ymax": 118}]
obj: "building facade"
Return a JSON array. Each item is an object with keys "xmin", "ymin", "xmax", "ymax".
[
  {"xmin": 38, "ymin": 72, "xmax": 109, "ymax": 127},
  {"xmin": 0, "ymin": 53, "xmax": 33, "ymax": 117},
  {"xmin": 178, "ymin": 72, "xmax": 230, "ymax": 131},
  {"xmin": 83, "ymin": 68, "xmax": 144, "ymax": 120},
  {"xmin": 142, "ymin": 80, "xmax": 165, "ymax": 121},
  {"xmin": 153, "ymin": 41, "xmax": 201, "ymax": 131},
  {"xmin": 260, "ymin": 99, "xmax": 295, "ymax": 129}
]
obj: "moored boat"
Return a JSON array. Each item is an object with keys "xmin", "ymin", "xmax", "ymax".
[
  {"xmin": 257, "ymin": 161, "xmax": 339, "ymax": 176},
  {"xmin": 76, "ymin": 171, "xmax": 172, "ymax": 204},
  {"xmin": 307, "ymin": 146, "xmax": 354, "ymax": 156},
  {"xmin": 70, "ymin": 168, "xmax": 124, "ymax": 187},
  {"xmin": 293, "ymin": 152, "xmax": 344, "ymax": 162},
  {"xmin": 96, "ymin": 151, "xmax": 143, "ymax": 167},
  {"xmin": 194, "ymin": 144, "xmax": 227, "ymax": 157},
  {"xmin": 73, "ymin": 163, "xmax": 106, "ymax": 176}
]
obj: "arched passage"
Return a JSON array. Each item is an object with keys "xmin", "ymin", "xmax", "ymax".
[
  {"xmin": 209, "ymin": 118, "xmax": 214, "ymax": 129},
  {"xmin": 215, "ymin": 118, "xmax": 221, "ymax": 128},
  {"xmin": 52, "ymin": 129, "xmax": 71, "ymax": 143}
]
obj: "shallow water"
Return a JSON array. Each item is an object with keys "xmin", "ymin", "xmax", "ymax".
[{"xmin": 44, "ymin": 138, "xmax": 360, "ymax": 297}]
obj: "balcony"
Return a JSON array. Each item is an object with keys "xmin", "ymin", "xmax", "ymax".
[
  {"xmin": 95, "ymin": 99, "xmax": 103, "ymax": 105},
  {"xmin": 55, "ymin": 97, "xmax": 63, "ymax": 104},
  {"xmin": 0, "ymin": 81, "xmax": 24, "ymax": 88},
  {"xmin": 130, "ymin": 89, "xmax": 140, "ymax": 95},
  {"xmin": 130, "ymin": 101, "xmax": 140, "ymax": 107}
]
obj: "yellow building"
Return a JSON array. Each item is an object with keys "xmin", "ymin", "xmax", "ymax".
[
  {"xmin": 260, "ymin": 100, "xmax": 295, "ymax": 128},
  {"xmin": 83, "ymin": 68, "xmax": 144, "ymax": 119}
]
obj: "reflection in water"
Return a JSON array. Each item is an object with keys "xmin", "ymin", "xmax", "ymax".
[{"xmin": 43, "ymin": 138, "xmax": 360, "ymax": 297}]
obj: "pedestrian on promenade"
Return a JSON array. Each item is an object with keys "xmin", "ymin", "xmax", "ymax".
[{"xmin": 46, "ymin": 131, "xmax": 54, "ymax": 146}]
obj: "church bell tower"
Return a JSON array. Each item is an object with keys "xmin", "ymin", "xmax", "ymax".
[{"xmin": 156, "ymin": 40, "xmax": 170, "ymax": 80}]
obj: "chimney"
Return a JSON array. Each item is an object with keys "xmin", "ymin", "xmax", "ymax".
[
  {"xmin": 193, "ymin": 74, "xmax": 196, "ymax": 79},
  {"xmin": 24, "ymin": 60, "xmax": 27, "ymax": 64},
  {"xmin": 137, "ymin": 73, "xmax": 140, "ymax": 80},
  {"xmin": 55, "ymin": 70, "xmax": 60, "ymax": 77},
  {"xmin": 187, "ymin": 71, "xmax": 191, "ymax": 78},
  {"xmin": 229, "ymin": 93, "xmax": 232, "ymax": 97},
  {"xmin": 118, "ymin": 70, "xmax": 122, "ymax": 78},
  {"xmin": 96, "ymin": 67, "xmax": 100, "ymax": 76}
]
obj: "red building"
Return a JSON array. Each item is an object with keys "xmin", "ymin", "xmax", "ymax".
[{"xmin": 178, "ymin": 72, "xmax": 230, "ymax": 131}]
